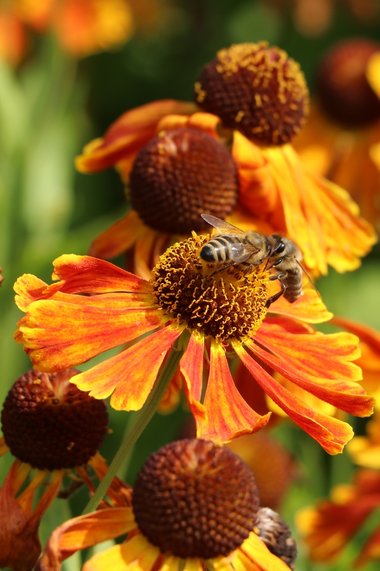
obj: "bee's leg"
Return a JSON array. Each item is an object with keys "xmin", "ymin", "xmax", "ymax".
[{"xmin": 266, "ymin": 273, "xmax": 286, "ymax": 307}]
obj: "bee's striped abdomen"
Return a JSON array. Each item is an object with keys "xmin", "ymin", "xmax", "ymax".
[{"xmin": 200, "ymin": 235, "xmax": 240, "ymax": 263}]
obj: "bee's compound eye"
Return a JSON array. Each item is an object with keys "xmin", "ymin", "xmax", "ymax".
[
  {"xmin": 200, "ymin": 244, "xmax": 216, "ymax": 262},
  {"xmin": 273, "ymin": 239, "xmax": 286, "ymax": 255}
]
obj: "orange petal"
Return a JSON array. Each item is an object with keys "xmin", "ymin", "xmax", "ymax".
[
  {"xmin": 89, "ymin": 210, "xmax": 145, "ymax": 259},
  {"xmin": 39, "ymin": 508, "xmax": 134, "ymax": 570},
  {"xmin": 233, "ymin": 342, "xmax": 355, "ymax": 454},
  {"xmin": 68, "ymin": 324, "xmax": 182, "ymax": 405},
  {"xmin": 51, "ymin": 254, "xmax": 148, "ymax": 294},
  {"xmin": 198, "ymin": 341, "xmax": 271, "ymax": 443},
  {"xmin": 179, "ymin": 331, "xmax": 206, "ymax": 425},
  {"xmin": 109, "ymin": 324, "xmax": 184, "ymax": 409},
  {"xmin": 76, "ymin": 100, "xmax": 196, "ymax": 173},
  {"xmin": 270, "ymin": 285, "xmax": 332, "ymax": 323},
  {"xmin": 280, "ymin": 145, "xmax": 376, "ymax": 274},
  {"xmin": 232, "ymin": 131, "xmax": 279, "ymax": 216},
  {"xmin": 251, "ymin": 324, "xmax": 374, "ymax": 417},
  {"xmin": 157, "ymin": 111, "xmax": 221, "ymax": 139},
  {"xmin": 16, "ymin": 296, "xmax": 163, "ymax": 371}
]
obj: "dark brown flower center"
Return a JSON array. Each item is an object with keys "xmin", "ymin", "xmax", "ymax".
[
  {"xmin": 255, "ymin": 507, "xmax": 297, "ymax": 569},
  {"xmin": 194, "ymin": 42, "xmax": 309, "ymax": 145},
  {"xmin": 1, "ymin": 369, "xmax": 108, "ymax": 470},
  {"xmin": 316, "ymin": 39, "xmax": 380, "ymax": 127},
  {"xmin": 129, "ymin": 127, "xmax": 238, "ymax": 234},
  {"xmin": 152, "ymin": 233, "xmax": 270, "ymax": 342},
  {"xmin": 132, "ymin": 439, "xmax": 260, "ymax": 558}
]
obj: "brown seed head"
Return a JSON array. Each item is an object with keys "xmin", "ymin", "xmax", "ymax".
[
  {"xmin": 194, "ymin": 42, "xmax": 309, "ymax": 145},
  {"xmin": 316, "ymin": 39, "xmax": 380, "ymax": 127},
  {"xmin": 132, "ymin": 439, "xmax": 260, "ymax": 558},
  {"xmin": 1, "ymin": 369, "xmax": 108, "ymax": 470},
  {"xmin": 255, "ymin": 507, "xmax": 297, "ymax": 569},
  {"xmin": 129, "ymin": 127, "xmax": 238, "ymax": 234}
]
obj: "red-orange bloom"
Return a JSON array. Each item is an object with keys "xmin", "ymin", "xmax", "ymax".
[
  {"xmin": 14, "ymin": 243, "xmax": 374, "ymax": 454},
  {"xmin": 76, "ymin": 101, "xmax": 376, "ymax": 278},
  {"xmin": 297, "ymin": 469, "xmax": 380, "ymax": 567}
]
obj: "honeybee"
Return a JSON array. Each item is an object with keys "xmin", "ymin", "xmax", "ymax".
[{"xmin": 200, "ymin": 213, "xmax": 304, "ymax": 306}]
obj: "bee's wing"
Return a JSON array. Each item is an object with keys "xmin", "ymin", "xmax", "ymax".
[{"xmin": 201, "ymin": 213, "xmax": 245, "ymax": 235}]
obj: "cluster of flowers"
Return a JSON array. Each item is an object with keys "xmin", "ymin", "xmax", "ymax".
[{"xmin": 1, "ymin": 36, "xmax": 380, "ymax": 570}]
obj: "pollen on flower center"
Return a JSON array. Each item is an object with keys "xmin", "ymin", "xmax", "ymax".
[
  {"xmin": 152, "ymin": 233, "xmax": 270, "ymax": 341},
  {"xmin": 132, "ymin": 439, "xmax": 260, "ymax": 559},
  {"xmin": 1, "ymin": 369, "xmax": 108, "ymax": 470},
  {"xmin": 194, "ymin": 42, "xmax": 309, "ymax": 145}
]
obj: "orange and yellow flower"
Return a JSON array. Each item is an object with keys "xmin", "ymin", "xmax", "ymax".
[
  {"xmin": 0, "ymin": 0, "xmax": 134, "ymax": 63},
  {"xmin": 14, "ymin": 236, "xmax": 374, "ymax": 454},
  {"xmin": 76, "ymin": 43, "xmax": 376, "ymax": 279},
  {"xmin": 348, "ymin": 410, "xmax": 380, "ymax": 470},
  {"xmin": 297, "ymin": 469, "xmax": 380, "ymax": 568},
  {"xmin": 38, "ymin": 439, "xmax": 294, "ymax": 570},
  {"xmin": 294, "ymin": 39, "xmax": 380, "ymax": 229}
]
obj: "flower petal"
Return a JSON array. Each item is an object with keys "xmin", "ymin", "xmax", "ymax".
[
  {"xmin": 250, "ymin": 322, "xmax": 374, "ymax": 417},
  {"xmin": 237, "ymin": 531, "xmax": 292, "ymax": 570},
  {"xmin": 76, "ymin": 100, "xmax": 196, "ymax": 173},
  {"xmin": 89, "ymin": 210, "xmax": 145, "ymax": 259},
  {"xmin": 180, "ymin": 332, "xmax": 207, "ymax": 426},
  {"xmin": 66, "ymin": 324, "xmax": 183, "ymax": 406},
  {"xmin": 197, "ymin": 341, "xmax": 271, "ymax": 443},
  {"xmin": 233, "ymin": 342, "xmax": 355, "ymax": 454},
  {"xmin": 84, "ymin": 533, "xmax": 161, "ymax": 571},
  {"xmin": 270, "ymin": 285, "xmax": 332, "ymax": 323},
  {"xmin": 51, "ymin": 254, "xmax": 148, "ymax": 294},
  {"xmin": 16, "ymin": 295, "xmax": 163, "ymax": 371},
  {"xmin": 39, "ymin": 508, "xmax": 135, "ymax": 570}
]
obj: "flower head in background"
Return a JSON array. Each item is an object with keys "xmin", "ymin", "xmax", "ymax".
[
  {"xmin": 76, "ymin": 42, "xmax": 376, "ymax": 278},
  {"xmin": 348, "ymin": 410, "xmax": 380, "ymax": 470},
  {"xmin": 14, "ymin": 242, "xmax": 374, "ymax": 453},
  {"xmin": 297, "ymin": 469, "xmax": 380, "ymax": 568},
  {"xmin": 294, "ymin": 38, "xmax": 380, "ymax": 229},
  {"xmin": 0, "ymin": 0, "xmax": 135, "ymax": 63},
  {"xmin": 39, "ymin": 439, "xmax": 295, "ymax": 570},
  {"xmin": 0, "ymin": 367, "xmax": 109, "ymax": 570}
]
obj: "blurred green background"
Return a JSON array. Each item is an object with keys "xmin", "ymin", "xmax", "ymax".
[{"xmin": 0, "ymin": 1, "xmax": 380, "ymax": 569}]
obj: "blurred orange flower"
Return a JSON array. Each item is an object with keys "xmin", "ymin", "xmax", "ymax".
[
  {"xmin": 297, "ymin": 469, "xmax": 380, "ymax": 567},
  {"xmin": 14, "ymin": 246, "xmax": 374, "ymax": 453},
  {"xmin": 0, "ymin": 0, "xmax": 134, "ymax": 62},
  {"xmin": 76, "ymin": 43, "xmax": 376, "ymax": 278},
  {"xmin": 294, "ymin": 39, "xmax": 380, "ymax": 229}
]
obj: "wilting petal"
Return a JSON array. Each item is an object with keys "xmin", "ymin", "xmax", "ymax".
[
  {"xmin": 16, "ymin": 295, "xmax": 163, "ymax": 371},
  {"xmin": 250, "ymin": 322, "xmax": 374, "ymax": 416},
  {"xmin": 233, "ymin": 343, "xmax": 355, "ymax": 454},
  {"xmin": 0, "ymin": 463, "xmax": 62, "ymax": 571},
  {"xmin": 198, "ymin": 341, "xmax": 271, "ymax": 443},
  {"xmin": 76, "ymin": 100, "xmax": 196, "ymax": 173},
  {"xmin": 89, "ymin": 210, "xmax": 146, "ymax": 259},
  {"xmin": 39, "ymin": 508, "xmax": 134, "ymax": 570},
  {"xmin": 67, "ymin": 324, "xmax": 183, "ymax": 408}
]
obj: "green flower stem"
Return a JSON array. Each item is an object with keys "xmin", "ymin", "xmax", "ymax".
[{"xmin": 82, "ymin": 332, "xmax": 188, "ymax": 514}]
